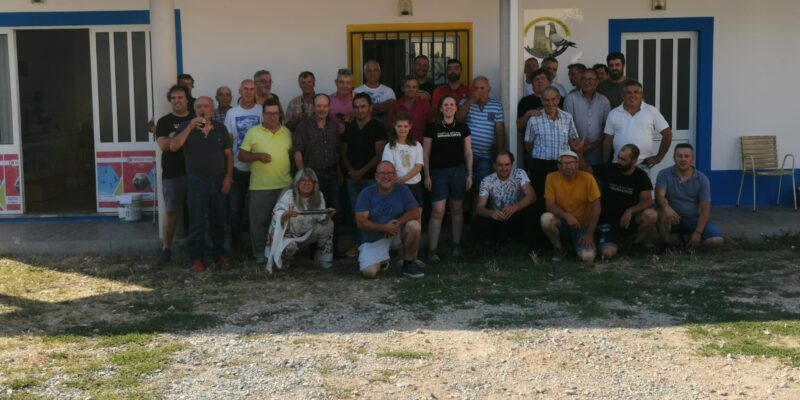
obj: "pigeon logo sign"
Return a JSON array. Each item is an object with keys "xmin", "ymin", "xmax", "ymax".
[{"xmin": 523, "ymin": 9, "xmax": 582, "ymax": 59}]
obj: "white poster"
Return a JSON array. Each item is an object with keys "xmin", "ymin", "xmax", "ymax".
[{"xmin": 522, "ymin": 9, "xmax": 583, "ymax": 62}]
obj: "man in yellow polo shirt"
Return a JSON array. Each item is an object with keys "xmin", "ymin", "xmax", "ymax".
[
  {"xmin": 238, "ymin": 98, "xmax": 292, "ymax": 264},
  {"xmin": 540, "ymin": 150, "xmax": 601, "ymax": 264}
]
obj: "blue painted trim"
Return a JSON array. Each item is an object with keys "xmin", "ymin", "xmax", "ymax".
[
  {"xmin": 707, "ymin": 169, "xmax": 799, "ymax": 208},
  {"xmin": 609, "ymin": 17, "xmax": 714, "ymax": 173},
  {"xmin": 0, "ymin": 10, "xmax": 183, "ymax": 75},
  {"xmin": 0, "ymin": 215, "xmax": 120, "ymax": 223},
  {"xmin": 174, "ymin": 10, "xmax": 183, "ymax": 74},
  {"xmin": 0, "ymin": 11, "xmax": 149, "ymax": 26}
]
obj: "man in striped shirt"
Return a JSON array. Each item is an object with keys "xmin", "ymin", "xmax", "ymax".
[{"xmin": 457, "ymin": 76, "xmax": 505, "ymax": 185}]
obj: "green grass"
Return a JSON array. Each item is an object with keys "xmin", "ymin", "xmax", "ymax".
[
  {"xmin": 7, "ymin": 375, "xmax": 41, "ymax": 390},
  {"xmin": 377, "ymin": 350, "xmax": 431, "ymax": 360},
  {"xmin": 687, "ymin": 321, "xmax": 800, "ymax": 366},
  {"xmin": 368, "ymin": 369, "xmax": 398, "ymax": 383}
]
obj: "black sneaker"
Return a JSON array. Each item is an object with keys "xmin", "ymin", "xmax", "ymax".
[
  {"xmin": 402, "ymin": 264, "xmax": 425, "ymax": 278},
  {"xmin": 159, "ymin": 248, "xmax": 171, "ymax": 264}
]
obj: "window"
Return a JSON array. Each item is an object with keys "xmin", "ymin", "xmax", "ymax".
[{"xmin": 347, "ymin": 23, "xmax": 472, "ymax": 92}]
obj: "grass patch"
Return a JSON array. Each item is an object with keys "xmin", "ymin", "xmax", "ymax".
[
  {"xmin": 7, "ymin": 375, "xmax": 41, "ymax": 390},
  {"xmin": 368, "ymin": 369, "xmax": 398, "ymax": 383},
  {"xmin": 323, "ymin": 384, "xmax": 356, "ymax": 399},
  {"xmin": 687, "ymin": 321, "xmax": 800, "ymax": 366},
  {"xmin": 377, "ymin": 350, "xmax": 431, "ymax": 360},
  {"xmin": 96, "ymin": 332, "xmax": 154, "ymax": 348}
]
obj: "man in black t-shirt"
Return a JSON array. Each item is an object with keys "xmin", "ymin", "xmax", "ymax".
[
  {"xmin": 593, "ymin": 144, "xmax": 657, "ymax": 260},
  {"xmin": 341, "ymin": 93, "xmax": 387, "ymax": 257},
  {"xmin": 155, "ymin": 85, "xmax": 195, "ymax": 263},
  {"xmin": 169, "ymin": 96, "xmax": 233, "ymax": 271}
]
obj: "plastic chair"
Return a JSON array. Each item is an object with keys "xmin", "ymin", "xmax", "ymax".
[{"xmin": 736, "ymin": 135, "xmax": 797, "ymax": 211}]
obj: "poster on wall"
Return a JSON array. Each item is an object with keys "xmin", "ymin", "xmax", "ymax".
[
  {"xmin": 96, "ymin": 151, "xmax": 156, "ymax": 212},
  {"xmin": 0, "ymin": 154, "xmax": 22, "ymax": 213},
  {"xmin": 522, "ymin": 9, "xmax": 583, "ymax": 62}
]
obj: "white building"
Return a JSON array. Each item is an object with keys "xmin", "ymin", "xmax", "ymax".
[{"xmin": 0, "ymin": 0, "xmax": 797, "ymax": 219}]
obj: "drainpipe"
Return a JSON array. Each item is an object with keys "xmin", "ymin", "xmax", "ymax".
[{"xmin": 149, "ymin": 0, "xmax": 177, "ymax": 241}]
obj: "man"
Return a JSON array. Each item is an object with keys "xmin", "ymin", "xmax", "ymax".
[
  {"xmin": 516, "ymin": 68, "xmax": 559, "ymax": 134},
  {"xmin": 285, "ymin": 71, "xmax": 316, "ymax": 131},
  {"xmin": 386, "ymin": 75, "xmax": 432, "ymax": 142},
  {"xmin": 541, "ymin": 57, "xmax": 568, "ymax": 97},
  {"xmin": 154, "ymin": 85, "xmax": 195, "ymax": 263},
  {"xmin": 474, "ymin": 151, "xmax": 536, "ymax": 251},
  {"xmin": 342, "ymin": 93, "xmax": 387, "ymax": 257},
  {"xmin": 524, "ymin": 87, "xmax": 580, "ymax": 206},
  {"xmin": 597, "ymin": 52, "xmax": 627, "ymax": 108},
  {"xmin": 354, "ymin": 60, "xmax": 395, "ymax": 121},
  {"xmin": 254, "ymin": 70, "xmax": 280, "ymax": 105},
  {"xmin": 456, "ymin": 76, "xmax": 505, "ymax": 185},
  {"xmin": 656, "ymin": 144, "xmax": 724, "ymax": 248},
  {"xmin": 431, "ymin": 59, "xmax": 471, "ymax": 108},
  {"xmin": 355, "ymin": 161, "xmax": 423, "ymax": 278},
  {"xmin": 593, "ymin": 63, "xmax": 609, "ymax": 83},
  {"xmin": 567, "ymin": 63, "xmax": 587, "ymax": 92},
  {"xmin": 522, "ymin": 57, "xmax": 540, "ymax": 97},
  {"xmin": 238, "ymin": 98, "xmax": 293, "ymax": 264},
  {"xmin": 540, "ymin": 150, "xmax": 601, "ymax": 264},
  {"xmin": 223, "ymin": 79, "xmax": 263, "ymax": 249},
  {"xmin": 212, "ymin": 86, "xmax": 232, "ymax": 125},
  {"xmin": 412, "ymin": 54, "xmax": 436, "ymax": 97},
  {"xmin": 564, "ymin": 69, "xmax": 611, "ymax": 166},
  {"xmin": 603, "ymin": 81, "xmax": 672, "ymax": 168},
  {"xmin": 594, "ymin": 144, "xmax": 658, "ymax": 260},
  {"xmin": 293, "ymin": 94, "xmax": 344, "ymax": 213},
  {"xmin": 169, "ymin": 97, "xmax": 233, "ymax": 271},
  {"xmin": 329, "ymin": 68, "xmax": 355, "ymax": 124},
  {"xmin": 177, "ymin": 73, "xmax": 196, "ymax": 110}
]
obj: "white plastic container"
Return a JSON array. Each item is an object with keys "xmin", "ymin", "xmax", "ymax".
[{"xmin": 117, "ymin": 193, "xmax": 142, "ymax": 222}]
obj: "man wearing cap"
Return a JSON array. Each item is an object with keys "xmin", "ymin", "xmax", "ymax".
[{"xmin": 540, "ymin": 150, "xmax": 601, "ymax": 264}]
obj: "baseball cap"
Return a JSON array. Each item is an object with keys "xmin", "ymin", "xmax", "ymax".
[{"xmin": 558, "ymin": 150, "xmax": 579, "ymax": 161}]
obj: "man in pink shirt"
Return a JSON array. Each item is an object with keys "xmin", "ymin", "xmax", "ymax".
[
  {"xmin": 329, "ymin": 68, "xmax": 355, "ymax": 125},
  {"xmin": 386, "ymin": 75, "xmax": 432, "ymax": 142}
]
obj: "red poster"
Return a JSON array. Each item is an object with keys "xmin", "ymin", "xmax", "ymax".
[{"xmin": 1, "ymin": 153, "xmax": 22, "ymax": 212}]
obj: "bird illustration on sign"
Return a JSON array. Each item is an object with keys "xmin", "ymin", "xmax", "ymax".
[{"xmin": 523, "ymin": 17, "xmax": 577, "ymax": 58}]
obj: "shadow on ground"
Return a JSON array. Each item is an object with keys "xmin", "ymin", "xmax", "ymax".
[{"xmin": 0, "ymin": 233, "xmax": 799, "ymax": 340}]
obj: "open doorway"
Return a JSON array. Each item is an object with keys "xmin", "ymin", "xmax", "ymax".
[{"xmin": 17, "ymin": 29, "xmax": 95, "ymax": 213}]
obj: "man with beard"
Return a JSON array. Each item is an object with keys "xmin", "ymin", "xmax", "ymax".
[
  {"xmin": 431, "ymin": 59, "xmax": 471, "ymax": 109},
  {"xmin": 412, "ymin": 55, "xmax": 436, "ymax": 98},
  {"xmin": 593, "ymin": 144, "xmax": 657, "ymax": 260},
  {"xmin": 540, "ymin": 150, "xmax": 601, "ymax": 264},
  {"xmin": 597, "ymin": 52, "xmax": 627, "ymax": 108}
]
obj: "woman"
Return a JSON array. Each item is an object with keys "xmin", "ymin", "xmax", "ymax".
[
  {"xmin": 382, "ymin": 111, "xmax": 424, "ymax": 207},
  {"xmin": 265, "ymin": 168, "xmax": 336, "ymax": 273},
  {"xmin": 423, "ymin": 95, "xmax": 473, "ymax": 262}
]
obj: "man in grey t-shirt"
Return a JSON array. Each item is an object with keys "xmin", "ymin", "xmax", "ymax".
[{"xmin": 655, "ymin": 144, "xmax": 723, "ymax": 248}]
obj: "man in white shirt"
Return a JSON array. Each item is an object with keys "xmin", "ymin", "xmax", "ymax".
[
  {"xmin": 223, "ymin": 79, "xmax": 263, "ymax": 248},
  {"xmin": 602, "ymin": 80, "xmax": 673, "ymax": 168},
  {"xmin": 354, "ymin": 60, "xmax": 396, "ymax": 122}
]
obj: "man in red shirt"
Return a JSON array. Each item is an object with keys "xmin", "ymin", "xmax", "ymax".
[
  {"xmin": 386, "ymin": 75, "xmax": 432, "ymax": 142},
  {"xmin": 431, "ymin": 59, "xmax": 471, "ymax": 109}
]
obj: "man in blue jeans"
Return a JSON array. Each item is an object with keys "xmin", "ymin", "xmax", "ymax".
[
  {"xmin": 341, "ymin": 93, "xmax": 387, "ymax": 257},
  {"xmin": 170, "ymin": 96, "xmax": 234, "ymax": 271},
  {"xmin": 656, "ymin": 143, "xmax": 724, "ymax": 248}
]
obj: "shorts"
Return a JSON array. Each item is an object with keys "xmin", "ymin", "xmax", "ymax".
[
  {"xmin": 671, "ymin": 217, "xmax": 722, "ymax": 240},
  {"xmin": 430, "ymin": 164, "xmax": 467, "ymax": 202},
  {"xmin": 358, "ymin": 235, "xmax": 402, "ymax": 271},
  {"xmin": 406, "ymin": 182, "xmax": 424, "ymax": 208},
  {"xmin": 557, "ymin": 217, "xmax": 591, "ymax": 252},
  {"xmin": 162, "ymin": 176, "xmax": 187, "ymax": 213},
  {"xmin": 596, "ymin": 221, "xmax": 638, "ymax": 248}
]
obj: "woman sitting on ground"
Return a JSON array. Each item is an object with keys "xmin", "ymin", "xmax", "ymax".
[{"xmin": 265, "ymin": 168, "xmax": 336, "ymax": 273}]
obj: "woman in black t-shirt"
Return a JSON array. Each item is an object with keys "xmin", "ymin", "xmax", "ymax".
[{"xmin": 422, "ymin": 95, "xmax": 473, "ymax": 262}]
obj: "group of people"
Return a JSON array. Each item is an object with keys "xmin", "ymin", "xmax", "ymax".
[{"xmin": 153, "ymin": 52, "xmax": 723, "ymax": 277}]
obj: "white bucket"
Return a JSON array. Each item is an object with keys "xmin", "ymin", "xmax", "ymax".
[{"xmin": 117, "ymin": 193, "xmax": 142, "ymax": 222}]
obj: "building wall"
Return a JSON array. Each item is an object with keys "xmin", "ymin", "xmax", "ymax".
[{"xmin": 517, "ymin": 0, "xmax": 800, "ymax": 173}]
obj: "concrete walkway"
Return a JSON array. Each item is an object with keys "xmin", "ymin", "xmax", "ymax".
[{"xmin": 0, "ymin": 206, "xmax": 797, "ymax": 257}]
